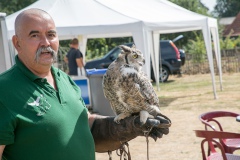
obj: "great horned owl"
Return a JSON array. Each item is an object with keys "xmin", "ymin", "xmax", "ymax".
[{"xmin": 102, "ymin": 45, "xmax": 161, "ymax": 124}]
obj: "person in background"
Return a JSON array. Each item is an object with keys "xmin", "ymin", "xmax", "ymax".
[
  {"xmin": 64, "ymin": 38, "xmax": 85, "ymax": 76},
  {"xmin": 0, "ymin": 8, "xmax": 170, "ymax": 160}
]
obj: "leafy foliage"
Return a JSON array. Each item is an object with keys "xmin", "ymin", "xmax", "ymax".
[
  {"xmin": 213, "ymin": 0, "xmax": 240, "ymax": 18},
  {"xmin": 85, "ymin": 37, "xmax": 133, "ymax": 60},
  {"xmin": 184, "ymin": 33, "xmax": 206, "ymax": 63},
  {"xmin": 0, "ymin": 0, "xmax": 37, "ymax": 15},
  {"xmin": 169, "ymin": 0, "xmax": 209, "ymax": 16},
  {"xmin": 220, "ymin": 31, "xmax": 240, "ymax": 50}
]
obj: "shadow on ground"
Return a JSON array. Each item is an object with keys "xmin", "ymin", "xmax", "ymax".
[{"xmin": 159, "ymin": 97, "xmax": 177, "ymax": 107}]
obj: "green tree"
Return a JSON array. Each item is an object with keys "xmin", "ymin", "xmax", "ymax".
[
  {"xmin": 220, "ymin": 30, "xmax": 240, "ymax": 50},
  {"xmin": 169, "ymin": 0, "xmax": 209, "ymax": 16},
  {"xmin": 86, "ymin": 37, "xmax": 133, "ymax": 60},
  {"xmin": 0, "ymin": 0, "xmax": 37, "ymax": 15},
  {"xmin": 184, "ymin": 33, "xmax": 206, "ymax": 63},
  {"xmin": 213, "ymin": 0, "xmax": 240, "ymax": 18}
]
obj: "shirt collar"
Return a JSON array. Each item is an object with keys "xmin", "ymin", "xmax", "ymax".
[
  {"xmin": 15, "ymin": 55, "xmax": 39, "ymax": 81},
  {"xmin": 15, "ymin": 55, "xmax": 61, "ymax": 82}
]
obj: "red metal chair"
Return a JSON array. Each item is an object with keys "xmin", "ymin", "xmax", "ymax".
[
  {"xmin": 199, "ymin": 111, "xmax": 240, "ymax": 154},
  {"xmin": 195, "ymin": 130, "xmax": 240, "ymax": 160}
]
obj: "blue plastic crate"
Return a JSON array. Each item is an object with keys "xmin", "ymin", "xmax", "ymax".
[{"xmin": 72, "ymin": 78, "xmax": 91, "ymax": 107}]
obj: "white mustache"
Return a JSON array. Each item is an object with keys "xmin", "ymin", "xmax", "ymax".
[{"xmin": 35, "ymin": 46, "xmax": 57, "ymax": 62}]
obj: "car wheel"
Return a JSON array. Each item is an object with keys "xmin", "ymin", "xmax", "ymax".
[{"xmin": 159, "ymin": 66, "xmax": 169, "ymax": 82}]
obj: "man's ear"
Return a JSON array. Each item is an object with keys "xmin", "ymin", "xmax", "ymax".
[{"xmin": 12, "ymin": 35, "xmax": 21, "ymax": 52}]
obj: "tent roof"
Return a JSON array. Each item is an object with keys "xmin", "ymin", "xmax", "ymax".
[
  {"xmin": 6, "ymin": 0, "xmax": 217, "ymax": 39},
  {"xmin": 6, "ymin": 0, "xmax": 141, "ymax": 39},
  {"xmin": 96, "ymin": 0, "xmax": 217, "ymax": 32},
  {"xmin": 0, "ymin": 13, "xmax": 6, "ymax": 17}
]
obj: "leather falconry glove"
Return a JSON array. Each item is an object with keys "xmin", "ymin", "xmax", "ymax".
[{"xmin": 91, "ymin": 114, "xmax": 171, "ymax": 153}]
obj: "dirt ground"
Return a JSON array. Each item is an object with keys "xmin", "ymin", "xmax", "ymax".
[{"xmin": 95, "ymin": 72, "xmax": 240, "ymax": 160}]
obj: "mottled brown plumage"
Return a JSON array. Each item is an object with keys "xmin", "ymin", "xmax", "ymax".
[{"xmin": 102, "ymin": 45, "xmax": 161, "ymax": 124}]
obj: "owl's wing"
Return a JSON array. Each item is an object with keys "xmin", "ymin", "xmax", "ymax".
[
  {"xmin": 120, "ymin": 71, "xmax": 159, "ymax": 107},
  {"xmin": 102, "ymin": 70, "xmax": 122, "ymax": 114}
]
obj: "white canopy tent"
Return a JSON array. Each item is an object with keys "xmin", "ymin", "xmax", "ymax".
[
  {"xmin": 5, "ymin": 0, "xmax": 222, "ymax": 99},
  {"xmin": 96, "ymin": 0, "xmax": 222, "ymax": 99}
]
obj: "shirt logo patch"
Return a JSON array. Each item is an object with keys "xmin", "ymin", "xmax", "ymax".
[
  {"xmin": 26, "ymin": 94, "xmax": 51, "ymax": 116},
  {"xmin": 28, "ymin": 96, "xmax": 40, "ymax": 107}
]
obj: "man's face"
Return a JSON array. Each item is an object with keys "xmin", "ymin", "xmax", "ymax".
[{"xmin": 14, "ymin": 13, "xmax": 59, "ymax": 69}]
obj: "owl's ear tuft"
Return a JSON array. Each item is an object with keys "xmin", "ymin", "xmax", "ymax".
[
  {"xmin": 131, "ymin": 44, "xmax": 136, "ymax": 49},
  {"xmin": 119, "ymin": 45, "xmax": 131, "ymax": 52}
]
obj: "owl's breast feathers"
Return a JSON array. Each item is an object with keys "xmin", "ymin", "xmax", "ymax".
[{"xmin": 103, "ymin": 64, "xmax": 159, "ymax": 115}]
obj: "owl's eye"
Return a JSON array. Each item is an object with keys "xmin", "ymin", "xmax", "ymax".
[{"xmin": 132, "ymin": 54, "xmax": 138, "ymax": 59}]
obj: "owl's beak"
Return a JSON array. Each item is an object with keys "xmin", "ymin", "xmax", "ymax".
[{"xmin": 138, "ymin": 59, "xmax": 145, "ymax": 66}]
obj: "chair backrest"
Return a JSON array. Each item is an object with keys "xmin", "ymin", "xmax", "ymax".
[
  {"xmin": 194, "ymin": 130, "xmax": 240, "ymax": 160},
  {"xmin": 199, "ymin": 111, "xmax": 239, "ymax": 131}
]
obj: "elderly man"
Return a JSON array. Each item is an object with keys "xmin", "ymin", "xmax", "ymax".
[{"xmin": 0, "ymin": 8, "xmax": 170, "ymax": 160}]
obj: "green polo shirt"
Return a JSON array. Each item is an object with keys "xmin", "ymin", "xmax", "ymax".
[{"xmin": 0, "ymin": 56, "xmax": 95, "ymax": 160}]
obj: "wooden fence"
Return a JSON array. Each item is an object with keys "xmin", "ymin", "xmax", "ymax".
[{"xmin": 181, "ymin": 48, "xmax": 240, "ymax": 75}]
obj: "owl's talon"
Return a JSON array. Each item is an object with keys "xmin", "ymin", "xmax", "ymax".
[
  {"xmin": 115, "ymin": 120, "xmax": 120, "ymax": 124},
  {"xmin": 140, "ymin": 110, "xmax": 151, "ymax": 125},
  {"xmin": 114, "ymin": 117, "xmax": 121, "ymax": 124}
]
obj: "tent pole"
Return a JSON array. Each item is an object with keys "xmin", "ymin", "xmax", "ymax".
[
  {"xmin": 210, "ymin": 27, "xmax": 223, "ymax": 91},
  {"xmin": 202, "ymin": 22, "xmax": 218, "ymax": 99},
  {"xmin": 152, "ymin": 31, "xmax": 160, "ymax": 91}
]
